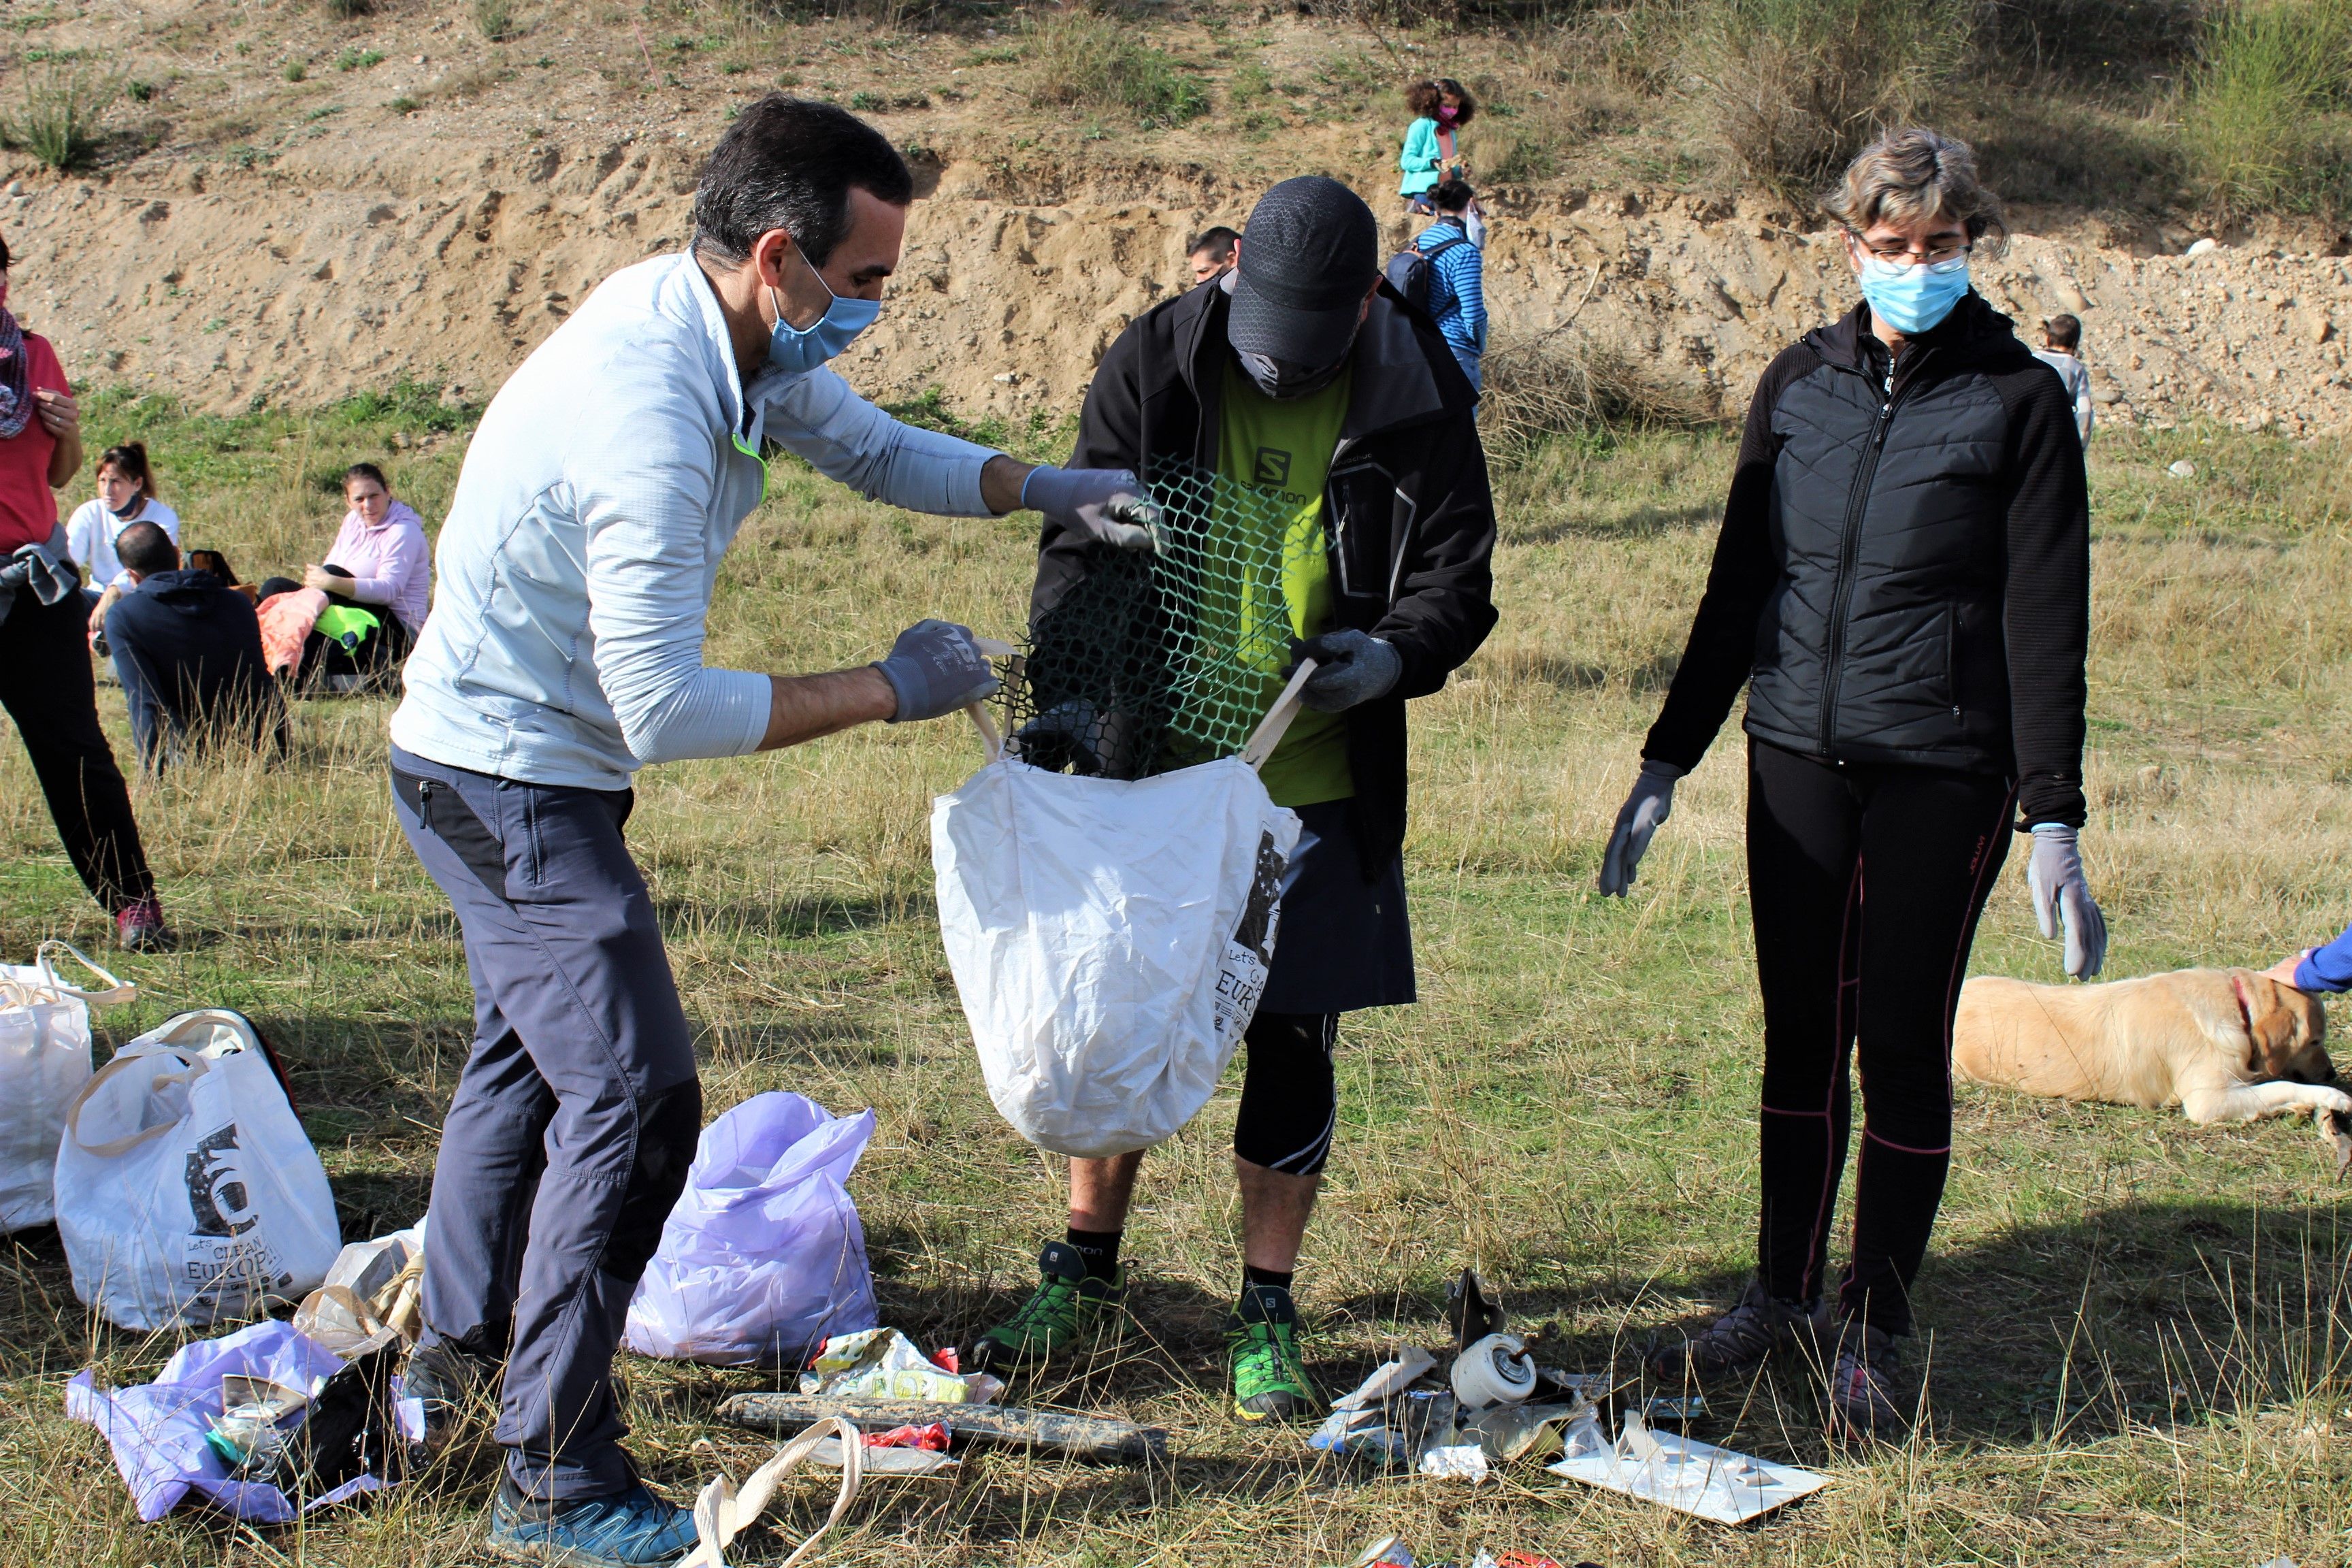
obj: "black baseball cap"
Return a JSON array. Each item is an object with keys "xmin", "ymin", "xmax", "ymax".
[{"xmin": 1227, "ymin": 176, "xmax": 1379, "ymax": 369}]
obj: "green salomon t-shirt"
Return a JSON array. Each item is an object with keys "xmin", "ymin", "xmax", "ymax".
[{"xmin": 1216, "ymin": 359, "xmax": 1354, "ymax": 808}]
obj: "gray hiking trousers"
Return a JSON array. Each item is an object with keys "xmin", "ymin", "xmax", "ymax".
[{"xmin": 389, "ymin": 745, "xmax": 701, "ymax": 1501}]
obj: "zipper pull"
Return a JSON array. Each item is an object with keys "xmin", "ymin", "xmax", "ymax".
[{"xmin": 418, "ymin": 779, "xmax": 434, "ymax": 830}]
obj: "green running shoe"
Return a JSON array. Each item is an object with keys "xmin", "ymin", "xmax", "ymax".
[
  {"xmin": 970, "ymin": 1241, "xmax": 1126, "ymax": 1373},
  {"xmin": 1225, "ymin": 1282, "xmax": 1315, "ymax": 1424}
]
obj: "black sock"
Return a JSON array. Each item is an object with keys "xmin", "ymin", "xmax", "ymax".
[
  {"xmin": 1065, "ymin": 1227, "xmax": 1122, "ymax": 1278},
  {"xmin": 1242, "ymin": 1264, "xmax": 1294, "ymax": 1293}
]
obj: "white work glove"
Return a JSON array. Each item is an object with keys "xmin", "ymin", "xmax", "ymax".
[
  {"xmin": 1598, "ymin": 760, "xmax": 1685, "ymax": 897},
  {"xmin": 1021, "ymin": 465, "xmax": 1158, "ymax": 551},
  {"xmin": 2027, "ymin": 823, "xmax": 2108, "ymax": 979}
]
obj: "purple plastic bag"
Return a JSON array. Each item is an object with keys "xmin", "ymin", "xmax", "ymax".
[
  {"xmin": 623, "ymin": 1092, "xmax": 881, "ymax": 1367},
  {"xmin": 66, "ymin": 1319, "xmax": 390, "ymax": 1523}
]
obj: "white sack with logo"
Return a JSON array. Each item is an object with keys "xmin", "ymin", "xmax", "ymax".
[
  {"xmin": 0, "ymin": 942, "xmax": 133, "ymax": 1232},
  {"xmin": 55, "ymin": 1009, "xmax": 342, "ymax": 1331},
  {"xmin": 933, "ymin": 753, "xmax": 1300, "ymax": 1158}
]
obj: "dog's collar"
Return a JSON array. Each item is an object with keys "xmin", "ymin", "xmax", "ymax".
[{"xmin": 2232, "ymin": 971, "xmax": 2257, "ymax": 1034}]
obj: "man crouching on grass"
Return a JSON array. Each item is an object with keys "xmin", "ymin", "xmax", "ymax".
[
  {"xmin": 970, "ymin": 176, "xmax": 1497, "ymax": 1422},
  {"xmin": 386, "ymin": 96, "xmax": 1153, "ymax": 1567}
]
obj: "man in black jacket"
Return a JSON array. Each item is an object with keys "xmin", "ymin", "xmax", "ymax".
[
  {"xmin": 103, "ymin": 521, "xmax": 284, "ymax": 772},
  {"xmin": 971, "ymin": 176, "xmax": 1497, "ymax": 1422}
]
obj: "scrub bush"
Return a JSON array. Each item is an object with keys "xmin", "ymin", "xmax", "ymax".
[
  {"xmin": 1, "ymin": 60, "xmax": 110, "ymax": 173},
  {"xmin": 2182, "ymin": 0, "xmax": 2352, "ymax": 216},
  {"xmin": 1684, "ymin": 0, "xmax": 1975, "ymax": 195},
  {"xmin": 1025, "ymin": 12, "xmax": 1209, "ymax": 129}
]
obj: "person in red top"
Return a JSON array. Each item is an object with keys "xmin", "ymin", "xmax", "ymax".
[{"xmin": 0, "ymin": 233, "xmax": 165, "ymax": 949}]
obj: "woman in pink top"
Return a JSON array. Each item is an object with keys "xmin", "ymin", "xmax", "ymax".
[{"xmin": 304, "ymin": 461, "xmax": 430, "ymax": 646}]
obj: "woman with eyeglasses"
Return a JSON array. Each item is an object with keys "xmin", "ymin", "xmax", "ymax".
[{"xmin": 1595, "ymin": 129, "xmax": 2105, "ymax": 1438}]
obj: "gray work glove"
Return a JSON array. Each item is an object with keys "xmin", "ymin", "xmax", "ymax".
[
  {"xmin": 874, "ymin": 619, "xmax": 1001, "ymax": 723},
  {"xmin": 1288, "ymin": 630, "xmax": 1402, "ymax": 713},
  {"xmin": 1599, "ymin": 760, "xmax": 1685, "ymax": 896},
  {"xmin": 2027, "ymin": 823, "xmax": 2108, "ymax": 979},
  {"xmin": 1021, "ymin": 465, "xmax": 1158, "ymax": 551}
]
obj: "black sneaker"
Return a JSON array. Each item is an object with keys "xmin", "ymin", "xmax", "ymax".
[
  {"xmin": 1646, "ymin": 1279, "xmax": 1820, "ymax": 1388},
  {"xmin": 1822, "ymin": 1316, "xmax": 1909, "ymax": 1440},
  {"xmin": 403, "ymin": 1339, "xmax": 505, "ymax": 1456},
  {"xmin": 970, "ymin": 1241, "xmax": 1127, "ymax": 1373}
]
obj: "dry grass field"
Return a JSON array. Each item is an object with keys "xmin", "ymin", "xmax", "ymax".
[{"xmin": 1, "ymin": 386, "xmax": 2350, "ymax": 1565}]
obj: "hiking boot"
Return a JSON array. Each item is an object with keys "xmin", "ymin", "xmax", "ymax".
[
  {"xmin": 1225, "ymin": 1281, "xmax": 1315, "ymax": 1424},
  {"xmin": 485, "ymin": 1477, "xmax": 696, "ymax": 1567},
  {"xmin": 969, "ymin": 1241, "xmax": 1126, "ymax": 1373},
  {"xmin": 1646, "ymin": 1279, "xmax": 1818, "ymax": 1388},
  {"xmin": 1822, "ymin": 1317, "xmax": 1909, "ymax": 1441},
  {"xmin": 116, "ymin": 896, "xmax": 169, "ymax": 952},
  {"xmin": 403, "ymin": 1339, "xmax": 505, "ymax": 1457}
]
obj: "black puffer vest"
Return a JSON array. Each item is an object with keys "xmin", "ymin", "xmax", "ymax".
[{"xmin": 1746, "ymin": 295, "xmax": 2045, "ymax": 772}]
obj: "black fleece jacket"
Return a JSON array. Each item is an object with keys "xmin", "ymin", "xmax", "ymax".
[
  {"xmin": 1034, "ymin": 277, "xmax": 1498, "ymax": 876},
  {"xmin": 1642, "ymin": 293, "xmax": 2092, "ymax": 828}
]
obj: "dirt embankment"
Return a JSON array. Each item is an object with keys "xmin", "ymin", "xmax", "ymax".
[{"xmin": 3, "ymin": 133, "xmax": 2347, "ymax": 435}]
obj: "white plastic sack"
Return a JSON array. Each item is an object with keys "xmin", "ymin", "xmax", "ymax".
[
  {"xmin": 0, "ymin": 943, "xmax": 131, "ymax": 1232},
  {"xmin": 933, "ymin": 754, "xmax": 1301, "ymax": 1158},
  {"xmin": 623, "ymin": 1092, "xmax": 879, "ymax": 1366},
  {"xmin": 56, "ymin": 1009, "xmax": 342, "ymax": 1331}
]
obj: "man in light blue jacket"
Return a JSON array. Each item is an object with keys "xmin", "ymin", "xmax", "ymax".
[{"xmin": 386, "ymin": 96, "xmax": 1149, "ymax": 1565}]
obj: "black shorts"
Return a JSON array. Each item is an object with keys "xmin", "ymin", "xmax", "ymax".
[{"xmin": 1258, "ymin": 798, "xmax": 1416, "ymax": 1015}]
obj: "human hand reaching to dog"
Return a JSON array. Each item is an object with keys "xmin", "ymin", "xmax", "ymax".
[
  {"xmin": 1598, "ymin": 760, "xmax": 1685, "ymax": 896},
  {"xmin": 2265, "ymin": 951, "xmax": 2313, "ymax": 989},
  {"xmin": 2027, "ymin": 823, "xmax": 2108, "ymax": 979}
]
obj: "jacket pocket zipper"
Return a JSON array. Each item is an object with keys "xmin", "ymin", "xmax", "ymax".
[{"xmin": 1944, "ymin": 602, "xmax": 1961, "ymax": 723}]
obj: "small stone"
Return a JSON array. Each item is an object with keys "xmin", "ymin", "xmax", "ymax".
[
  {"xmin": 4, "ymin": 180, "xmax": 21, "ymax": 197},
  {"xmin": 2186, "ymin": 238, "xmax": 2219, "ymax": 257},
  {"xmin": 992, "ymin": 372, "xmax": 1019, "ymax": 385},
  {"xmin": 2168, "ymin": 459, "xmax": 2197, "ymax": 478}
]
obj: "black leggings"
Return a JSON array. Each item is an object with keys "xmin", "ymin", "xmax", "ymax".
[
  {"xmin": 0, "ymin": 585, "xmax": 156, "ymax": 913},
  {"xmin": 1233, "ymin": 1012, "xmax": 1339, "ymax": 1176},
  {"xmin": 1747, "ymin": 739, "xmax": 2014, "ymax": 1335}
]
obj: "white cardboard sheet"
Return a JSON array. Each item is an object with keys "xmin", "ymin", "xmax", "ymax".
[{"xmin": 1545, "ymin": 1411, "xmax": 1827, "ymax": 1525}]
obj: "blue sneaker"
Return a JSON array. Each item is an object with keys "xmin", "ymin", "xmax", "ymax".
[{"xmin": 485, "ymin": 1478, "xmax": 698, "ymax": 1566}]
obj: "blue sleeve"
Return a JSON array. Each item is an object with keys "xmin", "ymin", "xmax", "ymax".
[
  {"xmin": 2296, "ymin": 919, "xmax": 2352, "ymax": 992},
  {"xmin": 1444, "ymin": 245, "xmax": 1485, "ymax": 352}
]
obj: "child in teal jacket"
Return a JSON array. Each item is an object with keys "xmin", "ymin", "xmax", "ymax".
[{"xmin": 1399, "ymin": 79, "xmax": 1475, "ymax": 212}]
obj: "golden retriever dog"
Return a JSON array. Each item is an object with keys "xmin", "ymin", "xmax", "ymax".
[{"xmin": 1954, "ymin": 968, "xmax": 2348, "ymax": 1171}]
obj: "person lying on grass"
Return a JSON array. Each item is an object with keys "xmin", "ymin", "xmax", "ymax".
[{"xmin": 971, "ymin": 175, "xmax": 1497, "ymax": 1426}]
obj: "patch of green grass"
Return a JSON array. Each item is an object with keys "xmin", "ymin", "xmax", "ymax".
[
  {"xmin": 474, "ymin": 0, "xmax": 517, "ymax": 42},
  {"xmin": 2183, "ymin": 0, "xmax": 2352, "ymax": 217},
  {"xmin": 388, "ymin": 94, "xmax": 421, "ymax": 114},
  {"xmin": 0, "ymin": 57, "xmax": 110, "ymax": 172},
  {"xmin": 1024, "ymin": 12, "xmax": 1209, "ymax": 129},
  {"xmin": 282, "ymin": 58, "xmax": 308, "ymax": 82},
  {"xmin": 5, "ymin": 397, "xmax": 2350, "ymax": 1563},
  {"xmin": 334, "ymin": 46, "xmax": 385, "ymax": 71}
]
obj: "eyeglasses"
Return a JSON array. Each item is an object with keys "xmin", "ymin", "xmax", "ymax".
[{"xmin": 1852, "ymin": 234, "xmax": 1971, "ymax": 266}]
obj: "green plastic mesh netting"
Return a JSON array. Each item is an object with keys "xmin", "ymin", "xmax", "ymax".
[{"xmin": 1001, "ymin": 457, "xmax": 1320, "ymax": 780}]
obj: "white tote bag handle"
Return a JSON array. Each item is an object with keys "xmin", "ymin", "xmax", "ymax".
[
  {"xmin": 60, "ymin": 1047, "xmax": 210, "ymax": 1158},
  {"xmin": 1241, "ymin": 657, "xmax": 1318, "ymax": 771},
  {"xmin": 964, "ymin": 635, "xmax": 1019, "ymax": 763},
  {"xmin": 25, "ymin": 941, "xmax": 134, "ymax": 1007},
  {"xmin": 679, "ymin": 1415, "xmax": 864, "ymax": 1568}
]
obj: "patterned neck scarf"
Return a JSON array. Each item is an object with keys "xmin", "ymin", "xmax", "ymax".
[{"xmin": 0, "ymin": 309, "xmax": 31, "ymax": 442}]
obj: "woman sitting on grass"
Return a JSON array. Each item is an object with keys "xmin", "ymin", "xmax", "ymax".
[
  {"xmin": 69, "ymin": 440, "xmax": 180, "ymax": 620},
  {"xmin": 1398, "ymin": 78, "xmax": 1474, "ymax": 217},
  {"xmin": 258, "ymin": 461, "xmax": 429, "ymax": 687}
]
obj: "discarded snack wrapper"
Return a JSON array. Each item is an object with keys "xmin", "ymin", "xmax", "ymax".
[
  {"xmin": 1546, "ymin": 1408, "xmax": 1827, "ymax": 1525},
  {"xmin": 1451, "ymin": 1332, "xmax": 1537, "ymax": 1409},
  {"xmin": 1468, "ymin": 1553, "xmax": 1569, "ymax": 1568},
  {"xmin": 1309, "ymin": 1405, "xmax": 1412, "ymax": 1463},
  {"xmin": 801, "ymin": 1328, "xmax": 994, "ymax": 1403},
  {"xmin": 1417, "ymin": 1442, "xmax": 1491, "ymax": 1482},
  {"xmin": 1460, "ymin": 1399, "xmax": 1587, "ymax": 1463},
  {"xmin": 863, "ymin": 1422, "xmax": 951, "ymax": 1452}
]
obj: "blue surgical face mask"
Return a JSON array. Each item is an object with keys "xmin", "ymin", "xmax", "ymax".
[
  {"xmin": 1855, "ymin": 251, "xmax": 1971, "ymax": 336},
  {"xmin": 766, "ymin": 246, "xmax": 882, "ymax": 374}
]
